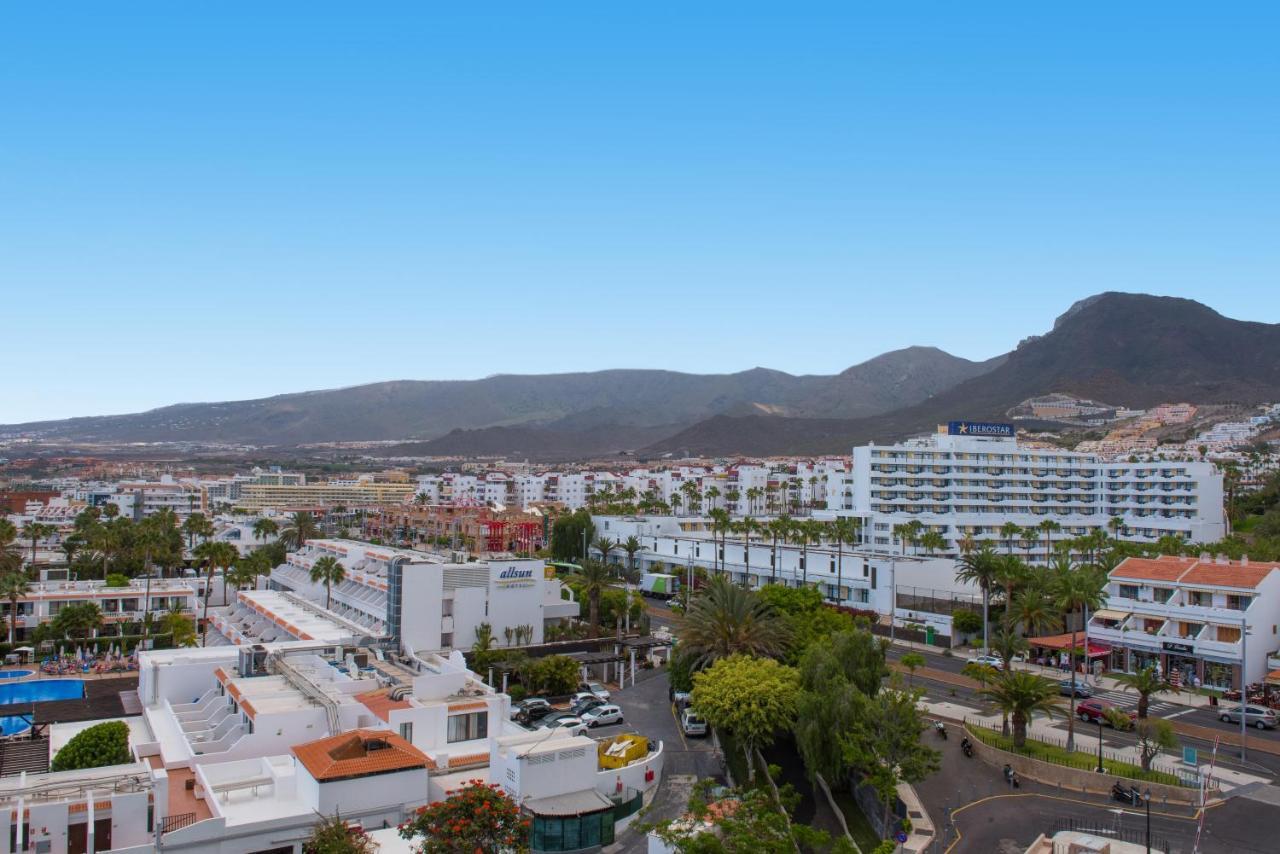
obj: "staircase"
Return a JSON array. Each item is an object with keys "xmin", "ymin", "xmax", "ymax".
[{"xmin": 0, "ymin": 736, "xmax": 50, "ymax": 777}]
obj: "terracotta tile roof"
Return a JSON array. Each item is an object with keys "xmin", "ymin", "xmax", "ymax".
[
  {"xmin": 1110, "ymin": 557, "xmax": 1195, "ymax": 582},
  {"xmin": 447, "ymin": 752, "xmax": 489, "ymax": 768},
  {"xmin": 356, "ymin": 689, "xmax": 412, "ymax": 723},
  {"xmin": 1180, "ymin": 562, "xmax": 1280, "ymax": 590},
  {"xmin": 447, "ymin": 701, "xmax": 488, "ymax": 713},
  {"xmin": 293, "ymin": 729, "xmax": 433, "ymax": 782}
]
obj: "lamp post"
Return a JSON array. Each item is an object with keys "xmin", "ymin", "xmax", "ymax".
[
  {"xmin": 1142, "ymin": 787, "xmax": 1151, "ymax": 854},
  {"xmin": 1239, "ymin": 613, "xmax": 1250, "ymax": 762},
  {"xmin": 1096, "ymin": 715, "xmax": 1105, "ymax": 773}
]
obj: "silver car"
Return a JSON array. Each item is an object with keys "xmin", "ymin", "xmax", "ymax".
[{"xmin": 1219, "ymin": 704, "xmax": 1278, "ymax": 730}]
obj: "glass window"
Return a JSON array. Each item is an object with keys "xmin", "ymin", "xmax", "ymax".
[{"xmin": 447, "ymin": 712, "xmax": 488, "ymax": 743}]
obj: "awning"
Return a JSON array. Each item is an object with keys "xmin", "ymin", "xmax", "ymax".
[
  {"xmin": 1266, "ymin": 669, "xmax": 1280, "ymax": 687},
  {"xmin": 523, "ymin": 789, "xmax": 615, "ymax": 817},
  {"xmin": 1028, "ymin": 633, "xmax": 1112, "ymax": 658},
  {"xmin": 1093, "ymin": 610, "xmax": 1131, "ymax": 622}
]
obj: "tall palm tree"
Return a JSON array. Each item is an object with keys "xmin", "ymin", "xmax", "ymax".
[
  {"xmin": 592, "ymin": 536, "xmax": 619, "ymax": 573},
  {"xmin": 0, "ymin": 573, "xmax": 28, "ymax": 644},
  {"xmin": 1054, "ymin": 561, "xmax": 1107, "ymax": 750},
  {"xmin": 734, "ymin": 517, "xmax": 761, "ymax": 588},
  {"xmin": 746, "ymin": 486, "xmax": 763, "ymax": 515},
  {"xmin": 1010, "ymin": 587, "xmax": 1061, "ymax": 640},
  {"xmin": 20, "ymin": 522, "xmax": 54, "ymax": 570},
  {"xmin": 955, "ymin": 543, "xmax": 1001, "ymax": 653},
  {"xmin": 280, "ymin": 512, "xmax": 320, "ymax": 550},
  {"xmin": 620, "ymin": 536, "xmax": 644, "ymax": 584},
  {"xmin": 680, "ymin": 576, "xmax": 790, "ymax": 668},
  {"xmin": 1107, "ymin": 515, "xmax": 1125, "ymax": 542},
  {"xmin": 831, "ymin": 517, "xmax": 861, "ymax": 604},
  {"xmin": 1039, "ymin": 520, "xmax": 1062, "ymax": 564},
  {"xmin": 766, "ymin": 517, "xmax": 789, "ymax": 585},
  {"xmin": 705, "ymin": 486, "xmax": 721, "ymax": 512},
  {"xmin": 707, "ymin": 509, "xmax": 732, "ymax": 578},
  {"xmin": 579, "ymin": 561, "xmax": 612, "ymax": 638},
  {"xmin": 918, "ymin": 530, "xmax": 946, "ymax": 555},
  {"xmin": 1112, "ymin": 665, "xmax": 1179, "ymax": 719},
  {"xmin": 999, "ymin": 522, "xmax": 1022, "ymax": 556},
  {"xmin": 181, "ymin": 513, "xmax": 214, "ymax": 551},
  {"xmin": 1020, "ymin": 527, "xmax": 1040, "ymax": 562},
  {"xmin": 252, "ymin": 517, "xmax": 279, "ymax": 546},
  {"xmin": 309, "ymin": 555, "xmax": 346, "ymax": 610},
  {"xmin": 994, "ymin": 554, "xmax": 1029, "ymax": 617},
  {"xmin": 798, "ymin": 519, "xmax": 825, "ymax": 587},
  {"xmin": 194, "ymin": 541, "xmax": 239, "ymax": 646},
  {"xmin": 976, "ymin": 670, "xmax": 1063, "ymax": 748}
]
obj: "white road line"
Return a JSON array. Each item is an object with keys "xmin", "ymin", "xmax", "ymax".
[{"xmin": 1163, "ymin": 707, "xmax": 1200, "ymax": 720}]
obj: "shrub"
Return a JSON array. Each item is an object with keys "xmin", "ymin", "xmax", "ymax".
[
  {"xmin": 951, "ymin": 609, "xmax": 983, "ymax": 635},
  {"xmin": 104, "ymin": 573, "xmax": 131, "ymax": 588},
  {"xmin": 51, "ymin": 721, "xmax": 131, "ymax": 772},
  {"xmin": 508, "ymin": 684, "xmax": 527, "ymax": 703}
]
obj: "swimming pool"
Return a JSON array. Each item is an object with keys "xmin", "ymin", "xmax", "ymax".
[
  {"xmin": 0, "ymin": 670, "xmax": 33, "ymax": 681},
  {"xmin": 0, "ymin": 679, "xmax": 85, "ymax": 735}
]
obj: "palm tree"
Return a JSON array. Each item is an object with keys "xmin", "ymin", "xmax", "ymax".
[
  {"xmin": 680, "ymin": 576, "xmax": 790, "ymax": 668},
  {"xmin": 994, "ymin": 554, "xmax": 1029, "ymax": 617},
  {"xmin": 725, "ymin": 488, "xmax": 741, "ymax": 514},
  {"xmin": 734, "ymin": 517, "xmax": 761, "ymax": 588},
  {"xmin": 746, "ymin": 486, "xmax": 763, "ymax": 515},
  {"xmin": 1112, "ymin": 665, "xmax": 1178, "ymax": 719},
  {"xmin": 20, "ymin": 522, "xmax": 54, "ymax": 570},
  {"xmin": 918, "ymin": 530, "xmax": 946, "ymax": 555},
  {"xmin": 280, "ymin": 512, "xmax": 320, "ymax": 550},
  {"xmin": 194, "ymin": 541, "xmax": 238, "ymax": 646},
  {"xmin": 1000, "ymin": 522, "xmax": 1022, "ymax": 556},
  {"xmin": 765, "ymin": 517, "xmax": 789, "ymax": 585},
  {"xmin": 798, "ymin": 519, "xmax": 825, "ymax": 586},
  {"xmin": 309, "ymin": 555, "xmax": 346, "ymax": 610},
  {"xmin": 1054, "ymin": 561, "xmax": 1107, "ymax": 750},
  {"xmin": 1039, "ymin": 520, "xmax": 1062, "ymax": 564},
  {"xmin": 707, "ymin": 509, "xmax": 732, "ymax": 578},
  {"xmin": 977, "ymin": 670, "xmax": 1063, "ymax": 748},
  {"xmin": 592, "ymin": 537, "xmax": 619, "ymax": 573},
  {"xmin": 957, "ymin": 532, "xmax": 977, "ymax": 556},
  {"xmin": 252, "ymin": 517, "xmax": 279, "ymax": 546},
  {"xmin": 620, "ymin": 536, "xmax": 644, "ymax": 584},
  {"xmin": 0, "ymin": 573, "xmax": 28, "ymax": 644},
  {"xmin": 830, "ymin": 517, "xmax": 861, "ymax": 604},
  {"xmin": 955, "ymin": 543, "xmax": 1001, "ymax": 653},
  {"xmin": 1010, "ymin": 587, "xmax": 1061, "ymax": 639},
  {"xmin": 161, "ymin": 606, "xmax": 197, "ymax": 648},
  {"xmin": 0, "ymin": 522, "xmax": 24, "ymax": 578},
  {"xmin": 1107, "ymin": 515, "xmax": 1125, "ymax": 542},
  {"xmin": 705, "ymin": 486, "xmax": 721, "ymax": 512},
  {"xmin": 1020, "ymin": 527, "xmax": 1040, "ymax": 562},
  {"xmin": 579, "ymin": 561, "xmax": 612, "ymax": 638},
  {"xmin": 181, "ymin": 513, "xmax": 214, "ymax": 551}
]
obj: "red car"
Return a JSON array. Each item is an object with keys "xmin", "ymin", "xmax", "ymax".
[{"xmin": 1076, "ymin": 698, "xmax": 1137, "ymax": 726}]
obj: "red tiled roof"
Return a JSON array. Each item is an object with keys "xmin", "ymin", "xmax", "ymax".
[
  {"xmin": 447, "ymin": 752, "xmax": 489, "ymax": 768},
  {"xmin": 1110, "ymin": 557, "xmax": 1195, "ymax": 582},
  {"xmin": 356, "ymin": 689, "xmax": 412, "ymax": 723},
  {"xmin": 293, "ymin": 729, "xmax": 433, "ymax": 782},
  {"xmin": 1180, "ymin": 562, "xmax": 1280, "ymax": 590}
]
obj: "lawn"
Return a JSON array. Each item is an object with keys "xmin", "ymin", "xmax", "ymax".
[
  {"xmin": 968, "ymin": 725, "xmax": 1181, "ymax": 786},
  {"xmin": 830, "ymin": 788, "xmax": 883, "ymax": 854}
]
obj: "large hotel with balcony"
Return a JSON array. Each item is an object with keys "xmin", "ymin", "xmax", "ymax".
[
  {"xmin": 849, "ymin": 424, "xmax": 1225, "ymax": 558},
  {"xmin": 1089, "ymin": 555, "xmax": 1280, "ymax": 690}
]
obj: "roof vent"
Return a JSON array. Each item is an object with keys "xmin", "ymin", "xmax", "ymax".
[
  {"xmin": 1241, "ymin": 556, "xmax": 1249, "ymax": 565},
  {"xmin": 1216, "ymin": 554, "xmax": 1228, "ymax": 564},
  {"xmin": 1199, "ymin": 552, "xmax": 1211, "ymax": 562}
]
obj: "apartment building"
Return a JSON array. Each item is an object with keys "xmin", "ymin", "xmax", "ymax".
[
  {"xmin": 107, "ymin": 478, "xmax": 207, "ymax": 520},
  {"xmin": 849, "ymin": 424, "xmax": 1225, "ymax": 559},
  {"xmin": 1089, "ymin": 555, "xmax": 1280, "ymax": 689},
  {"xmin": 236, "ymin": 478, "xmax": 416, "ymax": 511},
  {"xmin": 0, "ymin": 578, "xmax": 199, "ymax": 641}
]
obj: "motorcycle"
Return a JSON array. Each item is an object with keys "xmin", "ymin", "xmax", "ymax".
[
  {"xmin": 934, "ymin": 721, "xmax": 947, "ymax": 740},
  {"xmin": 1003, "ymin": 764, "xmax": 1020, "ymax": 788},
  {"xmin": 1111, "ymin": 782, "xmax": 1141, "ymax": 805},
  {"xmin": 960, "ymin": 737, "xmax": 973, "ymax": 758}
]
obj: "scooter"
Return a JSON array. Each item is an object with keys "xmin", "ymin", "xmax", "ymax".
[
  {"xmin": 1111, "ymin": 782, "xmax": 1141, "ymax": 805},
  {"xmin": 1003, "ymin": 764, "xmax": 1020, "ymax": 788},
  {"xmin": 960, "ymin": 737, "xmax": 973, "ymax": 757},
  {"xmin": 934, "ymin": 720, "xmax": 947, "ymax": 740}
]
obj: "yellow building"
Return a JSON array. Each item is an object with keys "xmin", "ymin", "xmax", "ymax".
[{"xmin": 237, "ymin": 481, "xmax": 417, "ymax": 510}]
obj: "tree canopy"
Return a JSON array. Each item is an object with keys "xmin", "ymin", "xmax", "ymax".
[
  {"xmin": 691, "ymin": 655, "xmax": 799, "ymax": 782},
  {"xmin": 51, "ymin": 721, "xmax": 131, "ymax": 772}
]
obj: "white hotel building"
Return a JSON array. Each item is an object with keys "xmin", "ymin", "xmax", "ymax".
[{"xmin": 849, "ymin": 424, "xmax": 1226, "ymax": 558}]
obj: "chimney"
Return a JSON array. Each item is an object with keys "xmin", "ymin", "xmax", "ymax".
[
  {"xmin": 1216, "ymin": 554, "xmax": 1227, "ymax": 565},
  {"xmin": 1241, "ymin": 555, "xmax": 1249, "ymax": 565},
  {"xmin": 1199, "ymin": 552, "xmax": 1211, "ymax": 562}
]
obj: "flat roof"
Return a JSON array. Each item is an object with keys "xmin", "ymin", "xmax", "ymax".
[{"xmin": 235, "ymin": 589, "xmax": 360, "ymax": 643}]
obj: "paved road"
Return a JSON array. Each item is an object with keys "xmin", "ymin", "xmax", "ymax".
[{"xmin": 605, "ymin": 668, "xmax": 721, "ymax": 853}]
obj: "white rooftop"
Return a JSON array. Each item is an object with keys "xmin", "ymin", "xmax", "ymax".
[{"xmin": 233, "ymin": 589, "xmax": 361, "ymax": 644}]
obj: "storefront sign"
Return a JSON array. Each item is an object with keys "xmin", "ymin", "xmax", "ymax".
[
  {"xmin": 1162, "ymin": 641, "xmax": 1194, "ymax": 654},
  {"xmin": 947, "ymin": 421, "xmax": 1014, "ymax": 438}
]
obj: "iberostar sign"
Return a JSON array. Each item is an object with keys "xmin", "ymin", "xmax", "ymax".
[{"xmin": 947, "ymin": 421, "xmax": 1015, "ymax": 438}]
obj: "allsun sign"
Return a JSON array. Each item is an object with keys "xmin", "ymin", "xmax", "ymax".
[{"xmin": 496, "ymin": 566, "xmax": 536, "ymax": 589}]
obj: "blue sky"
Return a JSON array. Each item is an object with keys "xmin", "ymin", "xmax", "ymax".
[{"xmin": 3, "ymin": 3, "xmax": 1278, "ymax": 423}]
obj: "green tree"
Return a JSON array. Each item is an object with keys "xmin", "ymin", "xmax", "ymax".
[
  {"xmin": 976, "ymin": 670, "xmax": 1062, "ymax": 748},
  {"xmin": 648, "ymin": 779, "xmax": 839, "ymax": 854},
  {"xmin": 52, "ymin": 601, "xmax": 103, "ymax": 639},
  {"xmin": 398, "ymin": 779, "xmax": 528, "ymax": 853},
  {"xmin": 621, "ymin": 535, "xmax": 645, "ymax": 583},
  {"xmin": 527, "ymin": 654, "xmax": 580, "ymax": 695},
  {"xmin": 1112, "ymin": 665, "xmax": 1178, "ymax": 719},
  {"xmin": 1053, "ymin": 560, "xmax": 1106, "ymax": 750},
  {"xmin": 950, "ymin": 609, "xmax": 982, "ymax": 637},
  {"xmin": 681, "ymin": 577, "xmax": 791, "ymax": 669},
  {"xmin": 830, "ymin": 517, "xmax": 863, "ymax": 604},
  {"xmin": 842, "ymin": 687, "xmax": 940, "ymax": 839},
  {"xmin": 0, "ymin": 573, "xmax": 28, "ymax": 643},
  {"xmin": 954, "ymin": 543, "xmax": 1001, "ymax": 653},
  {"xmin": 1039, "ymin": 519, "xmax": 1062, "ymax": 564},
  {"xmin": 1132, "ymin": 718, "xmax": 1178, "ymax": 772},
  {"xmin": 578, "ymin": 560, "xmax": 613, "ymax": 638},
  {"xmin": 161, "ymin": 606, "xmax": 197, "ymax": 648},
  {"xmin": 181, "ymin": 513, "xmax": 215, "ymax": 551},
  {"xmin": 304, "ymin": 813, "xmax": 378, "ymax": 854},
  {"xmin": 194, "ymin": 540, "xmax": 238, "ymax": 646},
  {"xmin": 252, "ymin": 517, "xmax": 279, "ymax": 546},
  {"xmin": 51, "ymin": 721, "xmax": 131, "ymax": 772},
  {"xmin": 692, "ymin": 655, "xmax": 800, "ymax": 783},
  {"xmin": 310, "ymin": 555, "xmax": 347, "ymax": 610},
  {"xmin": 550, "ymin": 509, "xmax": 595, "ymax": 562},
  {"xmin": 20, "ymin": 521, "xmax": 55, "ymax": 569},
  {"xmin": 918, "ymin": 530, "xmax": 946, "ymax": 555},
  {"xmin": 471, "ymin": 622, "xmax": 499, "ymax": 674},
  {"xmin": 900, "ymin": 652, "xmax": 925, "ymax": 686},
  {"xmin": 280, "ymin": 511, "xmax": 320, "ymax": 550}
]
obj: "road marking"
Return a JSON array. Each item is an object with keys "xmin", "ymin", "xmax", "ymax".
[
  {"xmin": 670, "ymin": 701, "xmax": 689, "ymax": 751},
  {"xmin": 1164, "ymin": 707, "xmax": 1199, "ymax": 720}
]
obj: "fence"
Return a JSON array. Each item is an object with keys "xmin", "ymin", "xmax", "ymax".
[
  {"xmin": 894, "ymin": 586, "xmax": 982, "ymax": 617},
  {"xmin": 1051, "ymin": 817, "xmax": 1168, "ymax": 853},
  {"xmin": 869, "ymin": 622, "xmax": 950, "ymax": 649},
  {"xmin": 965, "ymin": 717, "xmax": 1191, "ymax": 787},
  {"xmin": 161, "ymin": 812, "xmax": 198, "ymax": 835},
  {"xmin": 851, "ymin": 780, "xmax": 906, "ymax": 839}
]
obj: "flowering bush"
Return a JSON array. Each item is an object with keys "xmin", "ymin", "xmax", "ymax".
[{"xmin": 398, "ymin": 779, "xmax": 530, "ymax": 853}]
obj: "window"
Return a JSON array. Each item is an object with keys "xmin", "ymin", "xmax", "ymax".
[
  {"xmin": 442, "ymin": 599, "xmax": 454, "ymax": 617},
  {"xmin": 448, "ymin": 711, "xmax": 489, "ymax": 743},
  {"xmin": 399, "ymin": 722, "xmax": 414, "ymax": 743},
  {"xmin": 1117, "ymin": 584, "xmax": 1140, "ymax": 600}
]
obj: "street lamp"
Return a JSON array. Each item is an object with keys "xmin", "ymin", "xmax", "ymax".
[
  {"xmin": 1141, "ymin": 787, "xmax": 1151, "ymax": 854},
  {"xmin": 1096, "ymin": 715, "xmax": 1105, "ymax": 773},
  {"xmin": 1240, "ymin": 614, "xmax": 1251, "ymax": 762}
]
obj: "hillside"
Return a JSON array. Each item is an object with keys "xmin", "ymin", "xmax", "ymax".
[
  {"xmin": 646, "ymin": 293, "xmax": 1280, "ymax": 456},
  {"xmin": 1, "ymin": 348, "xmax": 995, "ymax": 447}
]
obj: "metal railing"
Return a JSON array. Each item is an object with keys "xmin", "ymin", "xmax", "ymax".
[
  {"xmin": 1051, "ymin": 817, "xmax": 1167, "ymax": 853},
  {"xmin": 161, "ymin": 812, "xmax": 198, "ymax": 834}
]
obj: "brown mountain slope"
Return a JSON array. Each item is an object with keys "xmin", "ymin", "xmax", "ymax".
[{"xmin": 646, "ymin": 293, "xmax": 1280, "ymax": 456}]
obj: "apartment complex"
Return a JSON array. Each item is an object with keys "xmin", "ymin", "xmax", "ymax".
[
  {"xmin": 0, "ymin": 577, "xmax": 199, "ymax": 641},
  {"xmin": 849, "ymin": 424, "xmax": 1225, "ymax": 558},
  {"xmin": 236, "ymin": 478, "xmax": 416, "ymax": 510},
  {"xmin": 1089, "ymin": 555, "xmax": 1280, "ymax": 689}
]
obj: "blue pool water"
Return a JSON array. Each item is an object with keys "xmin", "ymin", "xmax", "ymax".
[
  {"xmin": 0, "ymin": 670, "xmax": 33, "ymax": 680},
  {"xmin": 0, "ymin": 679, "xmax": 85, "ymax": 735}
]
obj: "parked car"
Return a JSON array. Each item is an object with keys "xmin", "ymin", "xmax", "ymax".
[
  {"xmin": 1219, "ymin": 705, "xmax": 1278, "ymax": 730},
  {"xmin": 966, "ymin": 654, "xmax": 1003, "ymax": 669},
  {"xmin": 540, "ymin": 716, "xmax": 586, "ymax": 736},
  {"xmin": 1059, "ymin": 679, "xmax": 1094, "ymax": 698},
  {"xmin": 571, "ymin": 694, "xmax": 607, "ymax": 716},
  {"xmin": 680, "ymin": 708, "xmax": 708, "ymax": 737},
  {"xmin": 580, "ymin": 682, "xmax": 611, "ymax": 701},
  {"xmin": 1076, "ymin": 699, "xmax": 1136, "ymax": 726},
  {"xmin": 671, "ymin": 690, "xmax": 692, "ymax": 708},
  {"xmin": 581, "ymin": 704, "xmax": 624, "ymax": 728},
  {"xmin": 512, "ymin": 698, "xmax": 552, "ymax": 723}
]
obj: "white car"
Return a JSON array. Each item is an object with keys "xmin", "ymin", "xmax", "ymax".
[
  {"xmin": 680, "ymin": 708, "xmax": 708, "ymax": 737},
  {"xmin": 581, "ymin": 704, "xmax": 624, "ymax": 728},
  {"xmin": 966, "ymin": 654, "xmax": 1004, "ymax": 669},
  {"xmin": 585, "ymin": 682, "xmax": 611, "ymax": 701},
  {"xmin": 540, "ymin": 716, "xmax": 586, "ymax": 736}
]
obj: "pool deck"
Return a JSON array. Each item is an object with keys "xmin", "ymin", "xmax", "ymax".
[
  {"xmin": 0, "ymin": 664, "xmax": 140, "ymax": 682},
  {"xmin": 0, "ymin": 675, "xmax": 138, "ymax": 725}
]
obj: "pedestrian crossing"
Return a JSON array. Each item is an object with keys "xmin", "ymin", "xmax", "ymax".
[{"xmin": 1083, "ymin": 687, "xmax": 1180, "ymax": 717}]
